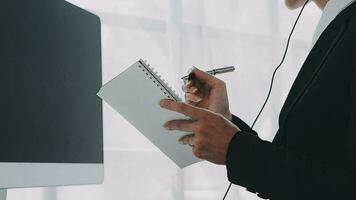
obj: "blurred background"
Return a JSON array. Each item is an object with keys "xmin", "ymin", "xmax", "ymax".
[{"xmin": 7, "ymin": 0, "xmax": 321, "ymax": 199}]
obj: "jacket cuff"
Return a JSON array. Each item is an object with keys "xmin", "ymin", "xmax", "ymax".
[
  {"xmin": 226, "ymin": 131, "xmax": 261, "ymax": 191},
  {"xmin": 231, "ymin": 114, "xmax": 257, "ymax": 136}
]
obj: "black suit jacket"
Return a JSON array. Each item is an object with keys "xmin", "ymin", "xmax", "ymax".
[{"xmin": 226, "ymin": 2, "xmax": 356, "ymax": 199}]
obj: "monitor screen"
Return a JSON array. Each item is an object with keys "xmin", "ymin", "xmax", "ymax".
[{"xmin": 0, "ymin": 0, "xmax": 103, "ymax": 164}]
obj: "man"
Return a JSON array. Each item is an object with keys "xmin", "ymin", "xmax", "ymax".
[{"xmin": 160, "ymin": 0, "xmax": 356, "ymax": 199}]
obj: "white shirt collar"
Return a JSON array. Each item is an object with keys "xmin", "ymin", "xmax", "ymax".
[{"xmin": 311, "ymin": 0, "xmax": 355, "ymax": 47}]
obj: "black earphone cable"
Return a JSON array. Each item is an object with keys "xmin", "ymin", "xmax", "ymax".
[{"xmin": 222, "ymin": 0, "xmax": 310, "ymax": 199}]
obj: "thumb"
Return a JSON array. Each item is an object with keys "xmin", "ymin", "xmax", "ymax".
[{"xmin": 191, "ymin": 67, "xmax": 220, "ymax": 86}]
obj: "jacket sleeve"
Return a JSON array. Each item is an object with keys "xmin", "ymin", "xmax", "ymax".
[
  {"xmin": 225, "ymin": 56, "xmax": 356, "ymax": 200},
  {"xmin": 230, "ymin": 114, "xmax": 258, "ymax": 136}
]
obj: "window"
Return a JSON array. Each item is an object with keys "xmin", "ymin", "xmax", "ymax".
[{"xmin": 8, "ymin": 1, "xmax": 321, "ymax": 199}]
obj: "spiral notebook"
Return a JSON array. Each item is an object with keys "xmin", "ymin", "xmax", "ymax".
[{"xmin": 97, "ymin": 60, "xmax": 202, "ymax": 168}]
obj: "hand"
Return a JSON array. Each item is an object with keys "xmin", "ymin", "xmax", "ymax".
[
  {"xmin": 160, "ymin": 99, "xmax": 240, "ymax": 165},
  {"xmin": 183, "ymin": 67, "xmax": 232, "ymax": 121}
]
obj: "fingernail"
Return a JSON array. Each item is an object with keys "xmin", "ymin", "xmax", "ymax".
[
  {"xmin": 178, "ymin": 139, "xmax": 185, "ymax": 145},
  {"xmin": 163, "ymin": 122, "xmax": 170, "ymax": 130},
  {"xmin": 179, "ymin": 138, "xmax": 187, "ymax": 145},
  {"xmin": 159, "ymin": 100, "xmax": 164, "ymax": 107},
  {"xmin": 190, "ymin": 87, "xmax": 198, "ymax": 93}
]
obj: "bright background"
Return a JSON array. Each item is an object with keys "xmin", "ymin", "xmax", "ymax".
[{"xmin": 7, "ymin": 0, "xmax": 322, "ymax": 199}]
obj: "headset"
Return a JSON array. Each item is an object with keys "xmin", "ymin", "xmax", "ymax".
[{"xmin": 222, "ymin": 0, "xmax": 311, "ymax": 199}]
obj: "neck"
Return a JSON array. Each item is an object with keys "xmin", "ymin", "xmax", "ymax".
[{"xmin": 314, "ymin": 0, "xmax": 328, "ymax": 9}]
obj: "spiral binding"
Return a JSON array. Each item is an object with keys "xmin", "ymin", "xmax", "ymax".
[{"xmin": 138, "ymin": 59, "xmax": 181, "ymax": 101}]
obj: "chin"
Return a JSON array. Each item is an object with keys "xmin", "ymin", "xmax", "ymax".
[{"xmin": 285, "ymin": 0, "xmax": 304, "ymax": 9}]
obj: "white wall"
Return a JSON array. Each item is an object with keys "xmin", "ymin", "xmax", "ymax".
[{"xmin": 7, "ymin": 0, "xmax": 322, "ymax": 199}]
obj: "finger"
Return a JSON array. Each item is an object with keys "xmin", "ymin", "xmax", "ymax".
[
  {"xmin": 187, "ymin": 79, "xmax": 203, "ymax": 91},
  {"xmin": 164, "ymin": 119, "xmax": 195, "ymax": 132},
  {"xmin": 183, "ymin": 80, "xmax": 193, "ymax": 89},
  {"xmin": 182, "ymin": 79, "xmax": 194, "ymax": 89},
  {"xmin": 185, "ymin": 93, "xmax": 202, "ymax": 103},
  {"xmin": 182, "ymin": 84, "xmax": 198, "ymax": 93},
  {"xmin": 184, "ymin": 98, "xmax": 197, "ymax": 105},
  {"xmin": 159, "ymin": 99, "xmax": 201, "ymax": 119},
  {"xmin": 186, "ymin": 86, "xmax": 198, "ymax": 93},
  {"xmin": 179, "ymin": 134, "xmax": 196, "ymax": 145},
  {"xmin": 192, "ymin": 145, "xmax": 206, "ymax": 159},
  {"xmin": 191, "ymin": 67, "xmax": 221, "ymax": 86},
  {"xmin": 186, "ymin": 80, "xmax": 193, "ymax": 87},
  {"xmin": 185, "ymin": 100, "xmax": 198, "ymax": 107}
]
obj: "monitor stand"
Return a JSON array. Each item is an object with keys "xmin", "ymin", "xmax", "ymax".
[{"xmin": 0, "ymin": 189, "xmax": 6, "ymax": 200}]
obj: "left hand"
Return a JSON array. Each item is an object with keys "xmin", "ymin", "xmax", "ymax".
[{"xmin": 160, "ymin": 99, "xmax": 240, "ymax": 165}]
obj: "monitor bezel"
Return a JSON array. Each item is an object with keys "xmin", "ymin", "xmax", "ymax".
[{"xmin": 0, "ymin": 163, "xmax": 103, "ymax": 189}]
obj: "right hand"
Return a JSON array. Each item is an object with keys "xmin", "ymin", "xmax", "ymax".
[{"xmin": 182, "ymin": 67, "xmax": 232, "ymax": 121}]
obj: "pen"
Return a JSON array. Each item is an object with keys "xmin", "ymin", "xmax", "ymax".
[{"xmin": 181, "ymin": 66, "xmax": 236, "ymax": 81}]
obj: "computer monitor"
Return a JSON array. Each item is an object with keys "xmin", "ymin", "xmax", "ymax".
[{"xmin": 0, "ymin": 0, "xmax": 103, "ymax": 197}]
